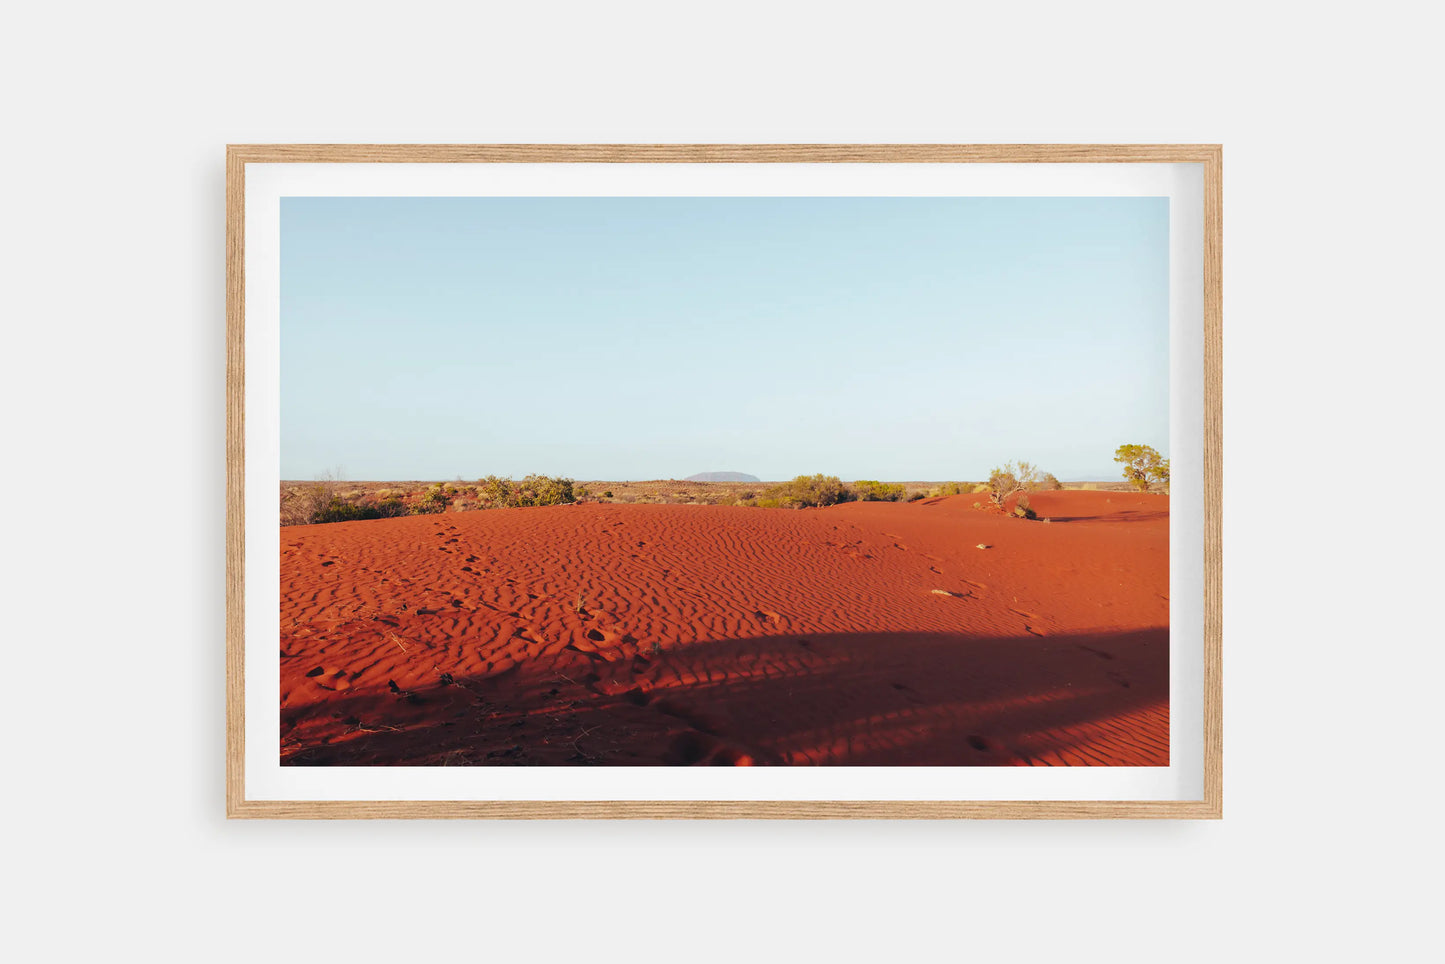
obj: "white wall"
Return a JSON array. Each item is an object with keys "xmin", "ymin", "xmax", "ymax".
[{"xmin": 4, "ymin": 2, "xmax": 1435, "ymax": 961}]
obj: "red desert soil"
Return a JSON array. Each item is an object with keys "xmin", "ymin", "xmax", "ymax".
[{"xmin": 280, "ymin": 491, "xmax": 1169, "ymax": 766}]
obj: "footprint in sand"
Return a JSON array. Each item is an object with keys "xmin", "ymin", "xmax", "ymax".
[{"xmin": 890, "ymin": 682, "xmax": 925, "ymax": 705}]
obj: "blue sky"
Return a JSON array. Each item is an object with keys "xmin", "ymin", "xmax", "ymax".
[{"xmin": 281, "ymin": 196, "xmax": 1168, "ymax": 481}]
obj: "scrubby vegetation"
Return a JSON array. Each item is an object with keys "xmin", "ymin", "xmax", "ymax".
[
  {"xmin": 281, "ymin": 473, "xmax": 581, "ymax": 525},
  {"xmin": 281, "ymin": 467, "xmax": 1101, "ymax": 525},
  {"xmin": 477, "ymin": 474, "xmax": 577, "ymax": 508},
  {"xmin": 985, "ymin": 460, "xmax": 1055, "ymax": 521},
  {"xmin": 849, "ymin": 480, "xmax": 907, "ymax": 502},
  {"xmin": 1114, "ymin": 444, "xmax": 1170, "ymax": 492},
  {"xmin": 736, "ymin": 474, "xmax": 849, "ymax": 509},
  {"xmin": 734, "ymin": 476, "xmax": 910, "ymax": 508},
  {"xmin": 413, "ymin": 483, "xmax": 451, "ymax": 514},
  {"xmin": 312, "ymin": 498, "xmax": 410, "ymax": 523},
  {"xmin": 987, "ymin": 461, "xmax": 1039, "ymax": 510}
]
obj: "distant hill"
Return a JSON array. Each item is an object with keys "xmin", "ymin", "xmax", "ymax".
[{"xmin": 684, "ymin": 471, "xmax": 760, "ymax": 483}]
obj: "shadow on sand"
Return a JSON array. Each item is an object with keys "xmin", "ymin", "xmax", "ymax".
[{"xmin": 280, "ymin": 627, "xmax": 1168, "ymax": 767}]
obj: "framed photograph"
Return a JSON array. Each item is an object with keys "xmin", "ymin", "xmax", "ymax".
[{"xmin": 227, "ymin": 144, "xmax": 1221, "ymax": 818}]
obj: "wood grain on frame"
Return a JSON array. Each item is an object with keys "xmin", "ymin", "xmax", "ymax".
[{"xmin": 226, "ymin": 144, "xmax": 1222, "ymax": 819}]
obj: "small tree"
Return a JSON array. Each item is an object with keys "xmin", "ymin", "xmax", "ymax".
[
  {"xmin": 1114, "ymin": 444, "xmax": 1170, "ymax": 492},
  {"xmin": 987, "ymin": 461, "xmax": 1040, "ymax": 512}
]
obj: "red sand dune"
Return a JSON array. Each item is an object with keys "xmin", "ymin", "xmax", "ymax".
[{"xmin": 280, "ymin": 491, "xmax": 1169, "ymax": 766}]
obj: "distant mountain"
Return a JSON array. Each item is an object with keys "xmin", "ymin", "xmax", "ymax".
[{"xmin": 684, "ymin": 471, "xmax": 760, "ymax": 483}]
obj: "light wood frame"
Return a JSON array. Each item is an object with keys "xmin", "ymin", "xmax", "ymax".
[{"xmin": 227, "ymin": 144, "xmax": 1222, "ymax": 819}]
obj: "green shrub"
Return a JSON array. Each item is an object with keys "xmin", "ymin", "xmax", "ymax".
[
  {"xmin": 849, "ymin": 480, "xmax": 906, "ymax": 502},
  {"xmin": 312, "ymin": 498, "xmax": 409, "ymax": 524},
  {"xmin": 477, "ymin": 475, "xmax": 514, "ymax": 507},
  {"xmin": 474, "ymin": 474, "xmax": 577, "ymax": 508},
  {"xmin": 763, "ymin": 474, "xmax": 848, "ymax": 508},
  {"xmin": 408, "ymin": 484, "xmax": 450, "ymax": 514},
  {"xmin": 519, "ymin": 474, "xmax": 575, "ymax": 506}
]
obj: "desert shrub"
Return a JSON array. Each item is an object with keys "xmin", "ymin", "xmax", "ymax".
[
  {"xmin": 1114, "ymin": 444, "xmax": 1170, "ymax": 492},
  {"xmin": 476, "ymin": 475, "xmax": 515, "ymax": 507},
  {"xmin": 575, "ymin": 485, "xmax": 591, "ymax": 500},
  {"xmin": 281, "ymin": 474, "xmax": 355, "ymax": 525},
  {"xmin": 519, "ymin": 474, "xmax": 575, "ymax": 506},
  {"xmin": 849, "ymin": 480, "xmax": 906, "ymax": 502},
  {"xmin": 988, "ymin": 461, "xmax": 1041, "ymax": 513},
  {"xmin": 474, "ymin": 474, "xmax": 576, "ymax": 508},
  {"xmin": 907, "ymin": 492, "xmax": 927, "ymax": 502},
  {"xmin": 1012, "ymin": 498, "xmax": 1038, "ymax": 521},
  {"xmin": 761, "ymin": 474, "xmax": 848, "ymax": 508},
  {"xmin": 602, "ymin": 490, "xmax": 613, "ymax": 499},
  {"xmin": 930, "ymin": 481, "xmax": 967, "ymax": 497},
  {"xmin": 279, "ymin": 487, "xmax": 310, "ymax": 526},
  {"xmin": 312, "ymin": 498, "xmax": 409, "ymax": 524},
  {"xmin": 972, "ymin": 483, "xmax": 991, "ymax": 494},
  {"xmin": 1040, "ymin": 472, "xmax": 1063, "ymax": 490}
]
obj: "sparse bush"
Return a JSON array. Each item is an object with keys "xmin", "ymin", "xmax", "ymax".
[
  {"xmin": 1114, "ymin": 444, "xmax": 1170, "ymax": 492},
  {"xmin": 409, "ymin": 483, "xmax": 450, "ymax": 514},
  {"xmin": 1040, "ymin": 472, "xmax": 1063, "ymax": 490},
  {"xmin": 281, "ymin": 473, "xmax": 349, "ymax": 525},
  {"xmin": 313, "ymin": 498, "xmax": 409, "ymax": 524},
  {"xmin": 474, "ymin": 474, "xmax": 577, "ymax": 508},
  {"xmin": 519, "ymin": 474, "xmax": 575, "ymax": 506},
  {"xmin": 907, "ymin": 492, "xmax": 927, "ymax": 502},
  {"xmin": 988, "ymin": 461, "xmax": 1041, "ymax": 514},
  {"xmin": 764, "ymin": 474, "xmax": 848, "ymax": 508},
  {"xmin": 602, "ymin": 490, "xmax": 613, "ymax": 499},
  {"xmin": 849, "ymin": 480, "xmax": 906, "ymax": 502},
  {"xmin": 477, "ymin": 475, "xmax": 514, "ymax": 507}
]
